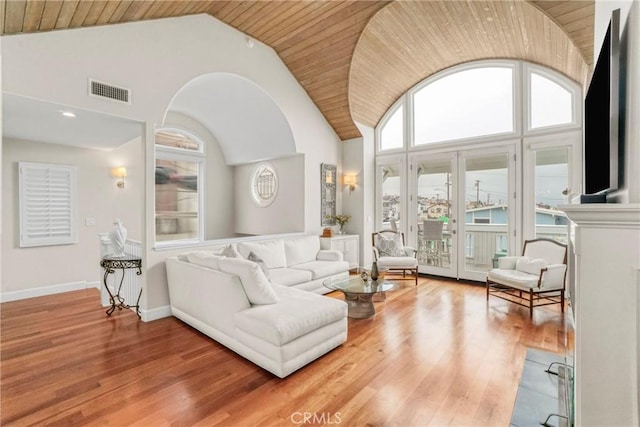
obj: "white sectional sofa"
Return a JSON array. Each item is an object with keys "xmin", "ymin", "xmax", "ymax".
[{"xmin": 165, "ymin": 234, "xmax": 350, "ymax": 378}]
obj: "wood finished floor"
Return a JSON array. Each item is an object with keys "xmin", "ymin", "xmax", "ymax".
[{"xmin": 1, "ymin": 276, "xmax": 572, "ymax": 426}]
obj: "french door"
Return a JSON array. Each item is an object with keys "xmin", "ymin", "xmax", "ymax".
[{"xmin": 409, "ymin": 144, "xmax": 517, "ymax": 281}]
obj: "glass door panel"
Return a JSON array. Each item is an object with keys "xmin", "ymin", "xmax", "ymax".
[
  {"xmin": 460, "ymin": 150, "xmax": 513, "ymax": 281},
  {"xmin": 534, "ymin": 147, "xmax": 569, "ymax": 243},
  {"xmin": 412, "ymin": 153, "xmax": 457, "ymax": 277},
  {"xmin": 380, "ymin": 164, "xmax": 401, "ymax": 230}
]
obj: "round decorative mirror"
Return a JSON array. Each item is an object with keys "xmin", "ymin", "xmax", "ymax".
[{"xmin": 251, "ymin": 163, "xmax": 278, "ymax": 207}]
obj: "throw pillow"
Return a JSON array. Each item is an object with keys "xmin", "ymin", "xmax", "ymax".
[
  {"xmin": 376, "ymin": 233, "xmax": 405, "ymax": 257},
  {"xmin": 220, "ymin": 244, "xmax": 241, "ymax": 258},
  {"xmin": 237, "ymin": 240, "xmax": 287, "ymax": 269},
  {"xmin": 247, "ymin": 251, "xmax": 270, "ymax": 279},
  {"xmin": 515, "ymin": 257, "xmax": 548, "ymax": 276},
  {"xmin": 218, "ymin": 258, "xmax": 279, "ymax": 305},
  {"xmin": 186, "ymin": 252, "xmax": 224, "ymax": 270}
]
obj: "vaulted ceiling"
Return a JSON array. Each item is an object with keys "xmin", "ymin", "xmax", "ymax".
[{"xmin": 0, "ymin": 0, "xmax": 594, "ymax": 140}]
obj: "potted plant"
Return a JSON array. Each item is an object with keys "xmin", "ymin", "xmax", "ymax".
[{"xmin": 331, "ymin": 214, "xmax": 351, "ymax": 235}]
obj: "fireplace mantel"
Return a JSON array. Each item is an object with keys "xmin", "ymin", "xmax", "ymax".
[{"xmin": 560, "ymin": 203, "xmax": 640, "ymax": 426}]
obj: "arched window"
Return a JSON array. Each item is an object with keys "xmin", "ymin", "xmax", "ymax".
[
  {"xmin": 155, "ymin": 128, "xmax": 205, "ymax": 244},
  {"xmin": 377, "ymin": 61, "xmax": 580, "ymax": 152},
  {"xmin": 379, "ymin": 103, "xmax": 404, "ymax": 151},
  {"xmin": 413, "ymin": 66, "xmax": 514, "ymax": 145},
  {"xmin": 375, "ymin": 61, "xmax": 582, "ymax": 281},
  {"xmin": 529, "ymin": 70, "xmax": 575, "ymax": 130}
]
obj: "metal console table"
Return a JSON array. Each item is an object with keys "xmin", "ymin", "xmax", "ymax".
[{"xmin": 100, "ymin": 255, "xmax": 142, "ymax": 318}]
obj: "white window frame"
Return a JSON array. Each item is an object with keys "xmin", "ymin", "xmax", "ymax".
[
  {"xmin": 154, "ymin": 127, "xmax": 206, "ymax": 247},
  {"xmin": 375, "ymin": 154, "xmax": 407, "ymax": 233},
  {"xmin": 522, "ymin": 130, "xmax": 582, "ymax": 241},
  {"xmin": 19, "ymin": 162, "xmax": 77, "ymax": 247},
  {"xmin": 376, "ymin": 97, "xmax": 407, "ymax": 154},
  {"xmin": 408, "ymin": 60, "xmax": 520, "ymax": 150},
  {"xmin": 524, "ymin": 63, "xmax": 582, "ymax": 135}
]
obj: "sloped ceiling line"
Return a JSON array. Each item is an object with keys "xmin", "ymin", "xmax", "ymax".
[{"xmin": 0, "ymin": 0, "xmax": 593, "ymax": 140}]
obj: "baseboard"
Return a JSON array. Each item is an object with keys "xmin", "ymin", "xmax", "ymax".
[
  {"xmin": 1, "ymin": 280, "xmax": 99, "ymax": 303},
  {"xmin": 141, "ymin": 305, "xmax": 172, "ymax": 322}
]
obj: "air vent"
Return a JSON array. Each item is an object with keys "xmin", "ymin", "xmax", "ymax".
[{"xmin": 89, "ymin": 79, "xmax": 131, "ymax": 104}]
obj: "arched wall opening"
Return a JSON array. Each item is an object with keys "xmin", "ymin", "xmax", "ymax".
[{"xmin": 155, "ymin": 72, "xmax": 303, "ymax": 243}]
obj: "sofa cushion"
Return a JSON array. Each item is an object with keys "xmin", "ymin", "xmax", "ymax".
[
  {"xmin": 237, "ymin": 240, "xmax": 287, "ymax": 269},
  {"xmin": 269, "ymin": 268, "xmax": 313, "ymax": 287},
  {"xmin": 487, "ymin": 268, "xmax": 540, "ymax": 290},
  {"xmin": 218, "ymin": 258, "xmax": 279, "ymax": 305},
  {"xmin": 185, "ymin": 251, "xmax": 225, "ymax": 270},
  {"xmin": 291, "ymin": 260, "xmax": 349, "ymax": 279},
  {"xmin": 284, "ymin": 236, "xmax": 320, "ymax": 267},
  {"xmin": 516, "ymin": 257, "xmax": 547, "ymax": 276},
  {"xmin": 234, "ymin": 286, "xmax": 347, "ymax": 346}
]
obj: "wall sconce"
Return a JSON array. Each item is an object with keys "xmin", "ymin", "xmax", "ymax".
[
  {"xmin": 344, "ymin": 175, "xmax": 357, "ymax": 193},
  {"xmin": 113, "ymin": 167, "xmax": 127, "ymax": 188}
]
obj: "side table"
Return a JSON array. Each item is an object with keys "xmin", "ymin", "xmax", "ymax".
[{"xmin": 100, "ymin": 255, "xmax": 142, "ymax": 318}]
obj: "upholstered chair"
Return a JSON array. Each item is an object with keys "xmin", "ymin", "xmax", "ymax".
[
  {"xmin": 486, "ymin": 238, "xmax": 567, "ymax": 316},
  {"xmin": 371, "ymin": 231, "xmax": 418, "ymax": 285}
]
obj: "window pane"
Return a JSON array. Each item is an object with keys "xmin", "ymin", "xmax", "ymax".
[
  {"xmin": 155, "ymin": 130, "xmax": 201, "ymax": 151},
  {"xmin": 464, "ymin": 154, "xmax": 509, "ymax": 273},
  {"xmin": 531, "ymin": 72, "xmax": 573, "ymax": 129},
  {"xmin": 380, "ymin": 105, "xmax": 403, "ymax": 151},
  {"xmin": 414, "ymin": 67, "xmax": 513, "ymax": 144},
  {"xmin": 380, "ymin": 164, "xmax": 401, "ymax": 229},
  {"xmin": 416, "ymin": 158, "xmax": 452, "ymax": 268},
  {"xmin": 535, "ymin": 147, "xmax": 569, "ymax": 243},
  {"xmin": 155, "ymin": 159, "xmax": 199, "ymax": 242}
]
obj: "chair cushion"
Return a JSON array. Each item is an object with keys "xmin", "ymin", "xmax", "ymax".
[
  {"xmin": 269, "ymin": 268, "xmax": 313, "ymax": 287},
  {"xmin": 234, "ymin": 286, "xmax": 347, "ymax": 346},
  {"xmin": 487, "ymin": 268, "xmax": 539, "ymax": 290},
  {"xmin": 377, "ymin": 256, "xmax": 418, "ymax": 269},
  {"xmin": 218, "ymin": 258, "xmax": 279, "ymax": 305},
  {"xmin": 516, "ymin": 257, "xmax": 547, "ymax": 275},
  {"xmin": 291, "ymin": 260, "xmax": 349, "ymax": 279},
  {"xmin": 376, "ymin": 233, "xmax": 405, "ymax": 257}
]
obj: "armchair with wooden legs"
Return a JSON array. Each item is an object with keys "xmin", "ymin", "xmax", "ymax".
[
  {"xmin": 371, "ymin": 231, "xmax": 418, "ymax": 285},
  {"xmin": 486, "ymin": 238, "xmax": 567, "ymax": 317}
]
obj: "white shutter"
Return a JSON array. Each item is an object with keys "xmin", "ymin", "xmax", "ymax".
[{"xmin": 19, "ymin": 162, "xmax": 77, "ymax": 247}]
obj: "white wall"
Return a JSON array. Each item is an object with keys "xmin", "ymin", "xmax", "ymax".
[
  {"xmin": 1, "ymin": 14, "xmax": 342, "ymax": 313},
  {"xmin": 234, "ymin": 155, "xmax": 305, "ymax": 236},
  {"xmin": 343, "ymin": 122, "xmax": 377, "ymax": 268},
  {"xmin": 1, "ymin": 137, "xmax": 143, "ymax": 298}
]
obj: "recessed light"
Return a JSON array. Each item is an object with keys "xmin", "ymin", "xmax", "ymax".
[{"xmin": 61, "ymin": 111, "xmax": 76, "ymax": 118}]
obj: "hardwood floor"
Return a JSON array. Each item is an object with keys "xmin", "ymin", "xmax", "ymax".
[{"xmin": 1, "ymin": 277, "xmax": 573, "ymax": 426}]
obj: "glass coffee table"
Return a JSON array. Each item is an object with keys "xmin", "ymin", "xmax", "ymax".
[{"xmin": 323, "ymin": 276, "xmax": 395, "ymax": 318}]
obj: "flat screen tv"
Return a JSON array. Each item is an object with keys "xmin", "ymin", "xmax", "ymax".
[{"xmin": 583, "ymin": 8, "xmax": 620, "ymax": 199}]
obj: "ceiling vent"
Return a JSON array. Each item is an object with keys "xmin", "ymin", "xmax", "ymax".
[{"xmin": 88, "ymin": 79, "xmax": 131, "ymax": 104}]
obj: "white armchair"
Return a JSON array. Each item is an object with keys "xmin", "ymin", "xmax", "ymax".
[
  {"xmin": 486, "ymin": 238, "xmax": 568, "ymax": 316},
  {"xmin": 372, "ymin": 231, "xmax": 418, "ymax": 285}
]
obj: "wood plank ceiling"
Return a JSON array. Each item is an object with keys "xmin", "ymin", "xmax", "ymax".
[
  {"xmin": 1, "ymin": 0, "xmax": 593, "ymax": 140},
  {"xmin": 349, "ymin": 0, "xmax": 594, "ymax": 128}
]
